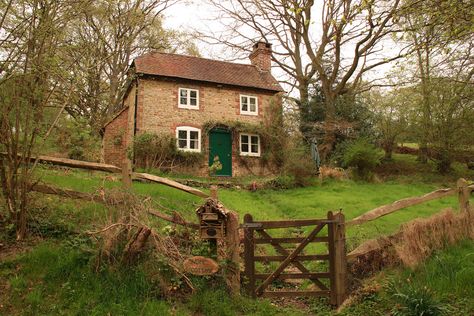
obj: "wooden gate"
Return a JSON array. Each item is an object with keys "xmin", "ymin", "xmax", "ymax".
[{"xmin": 242, "ymin": 211, "xmax": 346, "ymax": 306}]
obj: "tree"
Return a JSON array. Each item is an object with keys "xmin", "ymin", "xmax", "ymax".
[
  {"xmin": 61, "ymin": 0, "xmax": 198, "ymax": 133},
  {"xmin": 0, "ymin": 0, "xmax": 74, "ymax": 239},
  {"xmin": 206, "ymin": 0, "xmax": 410, "ymax": 160},
  {"xmin": 397, "ymin": 0, "xmax": 473, "ymax": 162},
  {"xmin": 365, "ymin": 88, "xmax": 410, "ymax": 160}
]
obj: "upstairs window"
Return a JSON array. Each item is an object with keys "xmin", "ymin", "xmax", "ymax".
[
  {"xmin": 176, "ymin": 126, "xmax": 201, "ymax": 152},
  {"xmin": 240, "ymin": 133, "xmax": 260, "ymax": 157},
  {"xmin": 179, "ymin": 88, "xmax": 199, "ymax": 109},
  {"xmin": 240, "ymin": 95, "xmax": 258, "ymax": 115}
]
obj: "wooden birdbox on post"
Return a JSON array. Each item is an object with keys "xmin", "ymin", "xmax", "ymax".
[{"xmin": 196, "ymin": 198, "xmax": 228, "ymax": 239}]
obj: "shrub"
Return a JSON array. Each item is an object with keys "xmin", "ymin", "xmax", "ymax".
[
  {"xmin": 131, "ymin": 132, "xmax": 203, "ymax": 172},
  {"xmin": 283, "ymin": 144, "xmax": 317, "ymax": 187},
  {"xmin": 56, "ymin": 118, "xmax": 100, "ymax": 161},
  {"xmin": 342, "ymin": 138, "xmax": 383, "ymax": 180},
  {"xmin": 389, "ymin": 281, "xmax": 449, "ymax": 316}
]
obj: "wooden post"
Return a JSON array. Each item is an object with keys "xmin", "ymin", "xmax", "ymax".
[
  {"xmin": 243, "ymin": 214, "xmax": 256, "ymax": 298},
  {"xmin": 457, "ymin": 178, "xmax": 470, "ymax": 212},
  {"xmin": 210, "ymin": 185, "xmax": 218, "ymax": 200},
  {"xmin": 327, "ymin": 211, "xmax": 337, "ymax": 305},
  {"xmin": 122, "ymin": 99, "xmax": 136, "ymax": 188},
  {"xmin": 333, "ymin": 211, "xmax": 347, "ymax": 307},
  {"xmin": 224, "ymin": 211, "xmax": 240, "ymax": 296}
]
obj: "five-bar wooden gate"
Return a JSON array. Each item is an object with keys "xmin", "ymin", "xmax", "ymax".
[{"xmin": 242, "ymin": 211, "xmax": 347, "ymax": 306}]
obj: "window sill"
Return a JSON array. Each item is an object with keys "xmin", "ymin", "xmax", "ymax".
[
  {"xmin": 240, "ymin": 111, "xmax": 258, "ymax": 116},
  {"xmin": 178, "ymin": 148, "xmax": 201, "ymax": 153},
  {"xmin": 178, "ymin": 105, "xmax": 199, "ymax": 110},
  {"xmin": 240, "ymin": 152, "xmax": 260, "ymax": 157}
]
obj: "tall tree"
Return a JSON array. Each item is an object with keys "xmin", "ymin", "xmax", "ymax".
[
  {"xmin": 206, "ymin": 0, "xmax": 410, "ymax": 159},
  {"xmin": 61, "ymin": 0, "xmax": 198, "ymax": 133},
  {"xmin": 398, "ymin": 0, "xmax": 473, "ymax": 162},
  {"xmin": 0, "ymin": 0, "xmax": 74, "ymax": 239}
]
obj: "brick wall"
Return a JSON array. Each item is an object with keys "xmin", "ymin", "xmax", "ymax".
[
  {"xmin": 102, "ymin": 83, "xmax": 136, "ymax": 167},
  {"xmin": 103, "ymin": 77, "xmax": 282, "ymax": 176}
]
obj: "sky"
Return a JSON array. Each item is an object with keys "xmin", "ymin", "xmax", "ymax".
[{"xmin": 162, "ymin": 1, "xmax": 402, "ymax": 95}]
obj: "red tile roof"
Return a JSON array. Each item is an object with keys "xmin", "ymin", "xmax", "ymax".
[{"xmin": 132, "ymin": 52, "xmax": 284, "ymax": 92}]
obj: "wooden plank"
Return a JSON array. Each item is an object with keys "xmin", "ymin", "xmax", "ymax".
[
  {"xmin": 243, "ymin": 214, "xmax": 256, "ymax": 298},
  {"xmin": 255, "ymin": 223, "xmax": 325, "ymax": 295},
  {"xmin": 5, "ymin": 152, "xmax": 208, "ymax": 198},
  {"xmin": 254, "ymin": 236, "xmax": 328, "ymax": 244},
  {"xmin": 254, "ymin": 254, "xmax": 329, "ymax": 261},
  {"xmin": 133, "ymin": 172, "xmax": 209, "ymax": 198},
  {"xmin": 255, "ymin": 219, "xmax": 335, "ymax": 229},
  {"xmin": 261, "ymin": 290, "xmax": 331, "ymax": 298},
  {"xmin": 256, "ymin": 230, "xmax": 329, "ymax": 291},
  {"xmin": 347, "ymin": 187, "xmax": 456, "ymax": 226},
  {"xmin": 0, "ymin": 153, "xmax": 122, "ymax": 173},
  {"xmin": 254, "ymin": 273, "xmax": 331, "ymax": 279}
]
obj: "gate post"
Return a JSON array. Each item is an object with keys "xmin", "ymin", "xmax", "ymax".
[
  {"xmin": 328, "ymin": 211, "xmax": 347, "ymax": 307},
  {"xmin": 243, "ymin": 214, "xmax": 256, "ymax": 298}
]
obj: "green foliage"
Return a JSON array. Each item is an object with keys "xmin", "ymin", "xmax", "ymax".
[
  {"xmin": 131, "ymin": 132, "xmax": 203, "ymax": 171},
  {"xmin": 300, "ymin": 89, "xmax": 375, "ymax": 154},
  {"xmin": 280, "ymin": 141, "xmax": 317, "ymax": 187},
  {"xmin": 389, "ymin": 282, "xmax": 449, "ymax": 316},
  {"xmin": 342, "ymin": 138, "xmax": 383, "ymax": 180},
  {"xmin": 56, "ymin": 118, "xmax": 100, "ymax": 161}
]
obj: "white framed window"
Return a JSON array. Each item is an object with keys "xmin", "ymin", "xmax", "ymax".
[
  {"xmin": 178, "ymin": 88, "xmax": 199, "ymax": 109},
  {"xmin": 176, "ymin": 126, "xmax": 201, "ymax": 152},
  {"xmin": 240, "ymin": 95, "xmax": 258, "ymax": 115},
  {"xmin": 240, "ymin": 133, "xmax": 260, "ymax": 157}
]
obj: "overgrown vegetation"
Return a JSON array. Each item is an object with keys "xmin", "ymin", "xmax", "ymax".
[
  {"xmin": 341, "ymin": 138, "xmax": 383, "ymax": 181},
  {"xmin": 131, "ymin": 132, "xmax": 203, "ymax": 171}
]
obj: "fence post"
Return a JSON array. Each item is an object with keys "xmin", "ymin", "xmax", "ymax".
[
  {"xmin": 243, "ymin": 214, "xmax": 256, "ymax": 298},
  {"xmin": 333, "ymin": 211, "xmax": 347, "ymax": 307},
  {"xmin": 224, "ymin": 211, "xmax": 240, "ymax": 296},
  {"xmin": 457, "ymin": 178, "xmax": 470, "ymax": 212},
  {"xmin": 327, "ymin": 211, "xmax": 337, "ymax": 305}
]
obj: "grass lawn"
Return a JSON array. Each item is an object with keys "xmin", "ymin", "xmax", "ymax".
[
  {"xmin": 1, "ymin": 153, "xmax": 472, "ymax": 315},
  {"xmin": 35, "ymin": 159, "xmax": 469, "ymax": 250}
]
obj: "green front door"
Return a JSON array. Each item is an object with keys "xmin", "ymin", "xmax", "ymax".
[{"xmin": 209, "ymin": 129, "xmax": 232, "ymax": 176}]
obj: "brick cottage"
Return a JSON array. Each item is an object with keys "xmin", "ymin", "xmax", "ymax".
[{"xmin": 102, "ymin": 41, "xmax": 284, "ymax": 177}]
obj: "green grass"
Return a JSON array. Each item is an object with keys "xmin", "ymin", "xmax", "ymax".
[
  {"xmin": 35, "ymin": 164, "xmax": 467, "ymax": 250},
  {"xmin": 2, "ymin": 153, "xmax": 471, "ymax": 315},
  {"xmin": 0, "ymin": 240, "xmax": 306, "ymax": 315}
]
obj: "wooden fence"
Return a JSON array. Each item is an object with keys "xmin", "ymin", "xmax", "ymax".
[
  {"xmin": 242, "ymin": 212, "xmax": 346, "ymax": 306},
  {"xmin": 13, "ymin": 152, "xmax": 473, "ymax": 306},
  {"xmin": 347, "ymin": 178, "xmax": 473, "ymax": 260}
]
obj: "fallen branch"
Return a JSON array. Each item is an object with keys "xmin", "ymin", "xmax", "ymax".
[{"xmin": 347, "ymin": 188, "xmax": 456, "ymax": 226}]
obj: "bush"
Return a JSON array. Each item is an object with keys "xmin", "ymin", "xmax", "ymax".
[
  {"xmin": 389, "ymin": 281, "xmax": 449, "ymax": 316},
  {"xmin": 342, "ymin": 138, "xmax": 383, "ymax": 180},
  {"xmin": 56, "ymin": 118, "xmax": 100, "ymax": 161},
  {"xmin": 131, "ymin": 132, "xmax": 203, "ymax": 172}
]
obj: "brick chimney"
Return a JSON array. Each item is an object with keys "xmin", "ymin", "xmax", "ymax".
[{"xmin": 249, "ymin": 41, "xmax": 272, "ymax": 72}]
